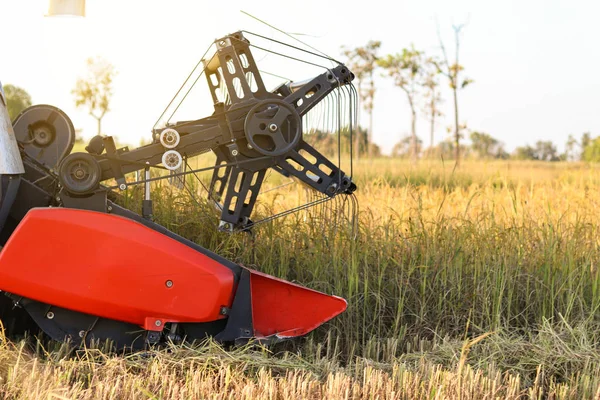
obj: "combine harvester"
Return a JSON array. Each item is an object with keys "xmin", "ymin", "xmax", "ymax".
[{"xmin": 0, "ymin": 31, "xmax": 357, "ymax": 349}]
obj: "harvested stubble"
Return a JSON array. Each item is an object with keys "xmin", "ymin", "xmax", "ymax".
[{"xmin": 1, "ymin": 334, "xmax": 599, "ymax": 399}]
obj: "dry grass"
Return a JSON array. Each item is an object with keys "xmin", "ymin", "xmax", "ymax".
[
  {"xmin": 4, "ymin": 158, "xmax": 600, "ymax": 398},
  {"xmin": 1, "ymin": 335, "xmax": 599, "ymax": 399}
]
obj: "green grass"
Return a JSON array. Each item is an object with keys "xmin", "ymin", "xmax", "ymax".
[{"xmin": 4, "ymin": 158, "xmax": 600, "ymax": 398}]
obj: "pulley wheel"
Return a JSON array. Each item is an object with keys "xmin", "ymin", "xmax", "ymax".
[
  {"xmin": 58, "ymin": 152, "xmax": 101, "ymax": 195},
  {"xmin": 162, "ymin": 150, "xmax": 183, "ymax": 171},
  {"xmin": 159, "ymin": 128, "xmax": 180, "ymax": 149},
  {"xmin": 244, "ymin": 99, "xmax": 301, "ymax": 156},
  {"xmin": 12, "ymin": 105, "xmax": 76, "ymax": 170}
]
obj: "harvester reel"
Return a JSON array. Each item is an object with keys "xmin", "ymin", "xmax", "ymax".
[
  {"xmin": 12, "ymin": 105, "xmax": 75, "ymax": 170},
  {"xmin": 244, "ymin": 99, "xmax": 301, "ymax": 156},
  {"xmin": 58, "ymin": 152, "xmax": 101, "ymax": 195}
]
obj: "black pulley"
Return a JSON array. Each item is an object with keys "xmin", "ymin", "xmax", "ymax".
[
  {"xmin": 58, "ymin": 152, "xmax": 101, "ymax": 195},
  {"xmin": 12, "ymin": 104, "xmax": 76, "ymax": 170}
]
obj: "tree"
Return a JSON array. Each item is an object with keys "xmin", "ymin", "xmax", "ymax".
[
  {"xmin": 533, "ymin": 140, "xmax": 559, "ymax": 161},
  {"xmin": 469, "ymin": 131, "xmax": 507, "ymax": 159},
  {"xmin": 304, "ymin": 127, "xmax": 380, "ymax": 158},
  {"xmin": 392, "ymin": 135, "xmax": 423, "ymax": 158},
  {"xmin": 434, "ymin": 23, "xmax": 473, "ymax": 166},
  {"xmin": 3, "ymin": 84, "xmax": 32, "ymax": 120},
  {"xmin": 429, "ymin": 138, "xmax": 470, "ymax": 160},
  {"xmin": 422, "ymin": 58, "xmax": 443, "ymax": 157},
  {"xmin": 342, "ymin": 41, "xmax": 381, "ymax": 159},
  {"xmin": 72, "ymin": 57, "xmax": 117, "ymax": 135},
  {"xmin": 582, "ymin": 137, "xmax": 600, "ymax": 162},
  {"xmin": 512, "ymin": 141, "xmax": 559, "ymax": 161},
  {"xmin": 564, "ymin": 134, "xmax": 578, "ymax": 161},
  {"xmin": 512, "ymin": 145, "xmax": 536, "ymax": 160},
  {"xmin": 580, "ymin": 132, "xmax": 591, "ymax": 161},
  {"xmin": 378, "ymin": 46, "xmax": 424, "ymax": 163}
]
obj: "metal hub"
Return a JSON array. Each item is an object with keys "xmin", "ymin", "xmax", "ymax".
[
  {"xmin": 31, "ymin": 123, "xmax": 55, "ymax": 147},
  {"xmin": 69, "ymin": 163, "xmax": 90, "ymax": 182},
  {"xmin": 74, "ymin": 168, "xmax": 85, "ymax": 179},
  {"xmin": 244, "ymin": 99, "xmax": 302, "ymax": 156},
  {"xmin": 166, "ymin": 154, "xmax": 178, "ymax": 165}
]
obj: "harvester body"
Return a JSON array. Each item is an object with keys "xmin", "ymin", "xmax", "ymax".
[{"xmin": 0, "ymin": 32, "xmax": 356, "ymax": 348}]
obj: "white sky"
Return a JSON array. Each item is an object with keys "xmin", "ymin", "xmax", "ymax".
[{"xmin": 1, "ymin": 0, "xmax": 598, "ymax": 154}]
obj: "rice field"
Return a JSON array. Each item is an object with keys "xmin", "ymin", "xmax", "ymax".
[{"xmin": 3, "ymin": 159, "xmax": 600, "ymax": 399}]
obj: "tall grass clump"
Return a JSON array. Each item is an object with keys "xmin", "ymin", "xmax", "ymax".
[{"xmin": 143, "ymin": 160, "xmax": 600, "ymax": 349}]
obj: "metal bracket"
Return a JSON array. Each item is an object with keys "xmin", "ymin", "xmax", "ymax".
[
  {"xmin": 102, "ymin": 136, "xmax": 127, "ymax": 189},
  {"xmin": 59, "ymin": 191, "xmax": 107, "ymax": 213},
  {"xmin": 214, "ymin": 268, "xmax": 254, "ymax": 343},
  {"xmin": 0, "ymin": 176, "xmax": 21, "ymax": 232},
  {"xmin": 220, "ymin": 167, "xmax": 266, "ymax": 230}
]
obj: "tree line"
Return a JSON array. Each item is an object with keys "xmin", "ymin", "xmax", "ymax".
[
  {"xmin": 340, "ymin": 25, "xmax": 599, "ymax": 163},
  {"xmin": 3, "ymin": 45, "xmax": 597, "ymax": 162},
  {"xmin": 343, "ymin": 24, "xmax": 472, "ymax": 165}
]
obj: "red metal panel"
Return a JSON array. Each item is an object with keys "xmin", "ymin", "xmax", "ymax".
[
  {"xmin": 249, "ymin": 269, "xmax": 347, "ymax": 338},
  {"xmin": 0, "ymin": 208, "xmax": 234, "ymax": 328}
]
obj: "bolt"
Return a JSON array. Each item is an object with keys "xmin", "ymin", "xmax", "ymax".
[
  {"xmin": 231, "ymin": 149, "xmax": 239, "ymax": 156},
  {"xmin": 79, "ymin": 330, "xmax": 85, "ymax": 338},
  {"xmin": 107, "ymin": 206, "xmax": 113, "ymax": 212},
  {"xmin": 220, "ymin": 306, "xmax": 228, "ymax": 315},
  {"xmin": 46, "ymin": 311, "xmax": 54, "ymax": 320},
  {"xmin": 155, "ymin": 320, "xmax": 162, "ymax": 327},
  {"xmin": 119, "ymin": 183, "xmax": 127, "ymax": 191},
  {"xmin": 219, "ymin": 40, "xmax": 226, "ymax": 46},
  {"xmin": 147, "ymin": 331, "xmax": 161, "ymax": 344},
  {"xmin": 165, "ymin": 280, "xmax": 173, "ymax": 288},
  {"xmin": 247, "ymin": 143, "xmax": 253, "ymax": 150},
  {"xmin": 269, "ymin": 123, "xmax": 278, "ymax": 132}
]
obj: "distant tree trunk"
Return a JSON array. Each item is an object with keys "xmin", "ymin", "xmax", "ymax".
[
  {"xmin": 355, "ymin": 81, "xmax": 362, "ymax": 161},
  {"xmin": 409, "ymin": 98, "xmax": 417, "ymax": 164},
  {"xmin": 342, "ymin": 41, "xmax": 380, "ymax": 161},
  {"xmin": 429, "ymin": 94, "xmax": 435, "ymax": 157},
  {"xmin": 368, "ymin": 70, "xmax": 375, "ymax": 159},
  {"xmin": 436, "ymin": 23, "xmax": 470, "ymax": 167},
  {"xmin": 453, "ymin": 87, "xmax": 459, "ymax": 165}
]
